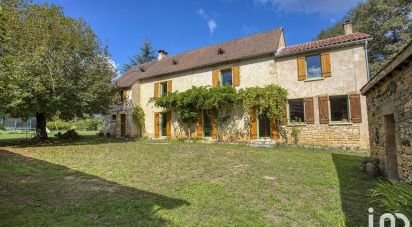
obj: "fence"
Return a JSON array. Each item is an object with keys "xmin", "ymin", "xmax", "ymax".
[{"xmin": 0, "ymin": 116, "xmax": 36, "ymax": 131}]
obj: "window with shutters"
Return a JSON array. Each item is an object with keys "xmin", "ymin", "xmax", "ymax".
[
  {"xmin": 306, "ymin": 54, "xmax": 322, "ymax": 79},
  {"xmin": 258, "ymin": 110, "xmax": 271, "ymax": 138},
  {"xmin": 203, "ymin": 109, "xmax": 212, "ymax": 137},
  {"xmin": 288, "ymin": 99, "xmax": 305, "ymax": 124},
  {"xmin": 159, "ymin": 82, "xmax": 168, "ymax": 97},
  {"xmin": 329, "ymin": 95, "xmax": 350, "ymax": 122},
  {"xmin": 160, "ymin": 112, "xmax": 168, "ymax": 136},
  {"xmin": 220, "ymin": 69, "xmax": 232, "ymax": 86}
]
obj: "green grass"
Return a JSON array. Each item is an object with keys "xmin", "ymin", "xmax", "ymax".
[
  {"xmin": 0, "ymin": 130, "xmax": 98, "ymax": 142},
  {"xmin": 0, "ymin": 138, "xmax": 395, "ymax": 226}
]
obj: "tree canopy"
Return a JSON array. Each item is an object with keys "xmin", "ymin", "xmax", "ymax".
[
  {"xmin": 0, "ymin": 0, "xmax": 116, "ymax": 139},
  {"xmin": 121, "ymin": 40, "xmax": 156, "ymax": 73},
  {"xmin": 316, "ymin": 0, "xmax": 412, "ymax": 75}
]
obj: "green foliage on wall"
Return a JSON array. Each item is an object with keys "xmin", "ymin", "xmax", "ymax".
[
  {"xmin": 237, "ymin": 84, "xmax": 288, "ymax": 121},
  {"xmin": 132, "ymin": 105, "xmax": 145, "ymax": 137},
  {"xmin": 151, "ymin": 84, "xmax": 288, "ymax": 127}
]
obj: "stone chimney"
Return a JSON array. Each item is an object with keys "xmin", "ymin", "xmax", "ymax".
[
  {"xmin": 158, "ymin": 50, "xmax": 168, "ymax": 61},
  {"xmin": 343, "ymin": 20, "xmax": 353, "ymax": 35}
]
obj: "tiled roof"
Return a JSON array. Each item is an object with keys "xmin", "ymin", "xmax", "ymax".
[
  {"xmin": 116, "ymin": 28, "xmax": 283, "ymax": 88},
  {"xmin": 276, "ymin": 32, "xmax": 371, "ymax": 56}
]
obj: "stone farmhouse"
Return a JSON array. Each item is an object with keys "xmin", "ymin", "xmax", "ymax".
[
  {"xmin": 105, "ymin": 21, "xmax": 372, "ymax": 149},
  {"xmin": 361, "ymin": 42, "xmax": 412, "ymax": 183}
]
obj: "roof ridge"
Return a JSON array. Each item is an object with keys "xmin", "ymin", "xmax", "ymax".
[
  {"xmin": 159, "ymin": 27, "xmax": 282, "ymax": 60},
  {"xmin": 284, "ymin": 32, "xmax": 369, "ymax": 49}
]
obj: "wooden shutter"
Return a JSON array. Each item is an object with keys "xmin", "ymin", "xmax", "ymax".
[
  {"xmin": 321, "ymin": 52, "xmax": 331, "ymax": 78},
  {"xmin": 211, "ymin": 110, "xmax": 218, "ymax": 139},
  {"xmin": 232, "ymin": 65, "xmax": 240, "ymax": 86},
  {"xmin": 318, "ymin": 96, "xmax": 329, "ymax": 124},
  {"xmin": 167, "ymin": 80, "xmax": 172, "ymax": 93},
  {"xmin": 154, "ymin": 113, "xmax": 160, "ymax": 138},
  {"xmin": 304, "ymin": 97, "xmax": 314, "ymax": 124},
  {"xmin": 349, "ymin": 94, "xmax": 362, "ymax": 123},
  {"xmin": 154, "ymin": 82, "xmax": 159, "ymax": 97},
  {"xmin": 297, "ymin": 56, "xmax": 306, "ymax": 81},
  {"xmin": 270, "ymin": 119, "xmax": 279, "ymax": 139},
  {"xmin": 122, "ymin": 90, "xmax": 128, "ymax": 102},
  {"xmin": 250, "ymin": 107, "xmax": 257, "ymax": 140},
  {"xmin": 212, "ymin": 70, "xmax": 220, "ymax": 87},
  {"xmin": 196, "ymin": 110, "xmax": 203, "ymax": 137},
  {"xmin": 166, "ymin": 111, "xmax": 172, "ymax": 138}
]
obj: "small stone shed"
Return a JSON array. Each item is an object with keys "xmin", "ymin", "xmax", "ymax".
[{"xmin": 361, "ymin": 43, "xmax": 412, "ymax": 183}]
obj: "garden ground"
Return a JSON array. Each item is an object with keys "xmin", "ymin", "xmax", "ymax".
[{"xmin": 0, "ymin": 137, "xmax": 386, "ymax": 226}]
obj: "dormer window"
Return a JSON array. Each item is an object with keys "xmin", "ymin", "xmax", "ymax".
[
  {"xmin": 217, "ymin": 48, "xmax": 224, "ymax": 55},
  {"xmin": 139, "ymin": 67, "xmax": 145, "ymax": 72},
  {"xmin": 172, "ymin": 59, "xmax": 178, "ymax": 65}
]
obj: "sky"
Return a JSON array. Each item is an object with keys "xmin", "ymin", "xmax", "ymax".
[{"xmin": 35, "ymin": 0, "xmax": 362, "ymax": 72}]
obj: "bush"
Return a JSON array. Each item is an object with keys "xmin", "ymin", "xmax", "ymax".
[
  {"xmin": 132, "ymin": 106, "xmax": 145, "ymax": 137},
  {"xmin": 0, "ymin": 124, "xmax": 5, "ymax": 131},
  {"xmin": 369, "ymin": 180, "xmax": 412, "ymax": 217},
  {"xmin": 291, "ymin": 127, "xmax": 300, "ymax": 144}
]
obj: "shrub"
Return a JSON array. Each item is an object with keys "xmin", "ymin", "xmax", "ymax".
[
  {"xmin": 369, "ymin": 180, "xmax": 412, "ymax": 218},
  {"xmin": 132, "ymin": 106, "xmax": 145, "ymax": 137},
  {"xmin": 291, "ymin": 127, "xmax": 300, "ymax": 144},
  {"xmin": 0, "ymin": 124, "xmax": 5, "ymax": 131}
]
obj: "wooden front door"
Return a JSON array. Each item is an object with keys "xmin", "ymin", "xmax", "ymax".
[
  {"xmin": 384, "ymin": 114, "xmax": 399, "ymax": 180},
  {"xmin": 120, "ymin": 114, "xmax": 126, "ymax": 137}
]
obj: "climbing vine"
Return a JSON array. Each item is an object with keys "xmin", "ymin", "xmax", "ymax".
[
  {"xmin": 237, "ymin": 84, "xmax": 288, "ymax": 121},
  {"xmin": 132, "ymin": 105, "xmax": 145, "ymax": 137},
  {"xmin": 149, "ymin": 84, "xmax": 288, "ymax": 138}
]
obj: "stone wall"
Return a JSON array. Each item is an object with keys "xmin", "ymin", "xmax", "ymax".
[
  {"xmin": 366, "ymin": 61, "xmax": 412, "ymax": 183},
  {"xmin": 285, "ymin": 124, "xmax": 362, "ymax": 150}
]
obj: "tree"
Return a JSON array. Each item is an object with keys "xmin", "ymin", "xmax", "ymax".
[
  {"xmin": 0, "ymin": 0, "xmax": 116, "ymax": 139},
  {"xmin": 121, "ymin": 40, "xmax": 156, "ymax": 73},
  {"xmin": 316, "ymin": 0, "xmax": 412, "ymax": 75}
]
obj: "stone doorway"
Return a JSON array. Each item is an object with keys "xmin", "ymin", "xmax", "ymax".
[{"xmin": 384, "ymin": 114, "xmax": 399, "ymax": 180}]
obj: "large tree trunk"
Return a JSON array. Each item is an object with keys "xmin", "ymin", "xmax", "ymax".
[{"xmin": 36, "ymin": 113, "xmax": 48, "ymax": 140}]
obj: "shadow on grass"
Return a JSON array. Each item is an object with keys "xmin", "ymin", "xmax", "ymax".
[
  {"xmin": 0, "ymin": 149, "xmax": 189, "ymax": 226},
  {"xmin": 0, "ymin": 135, "xmax": 134, "ymax": 148},
  {"xmin": 332, "ymin": 153, "xmax": 381, "ymax": 226}
]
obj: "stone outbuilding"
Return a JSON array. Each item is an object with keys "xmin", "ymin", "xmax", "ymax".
[{"xmin": 361, "ymin": 42, "xmax": 412, "ymax": 183}]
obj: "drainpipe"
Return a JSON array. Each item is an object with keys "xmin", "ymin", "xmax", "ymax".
[{"xmin": 364, "ymin": 40, "xmax": 371, "ymax": 81}]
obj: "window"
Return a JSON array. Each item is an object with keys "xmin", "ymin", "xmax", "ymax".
[
  {"xmin": 111, "ymin": 115, "xmax": 116, "ymax": 120},
  {"xmin": 203, "ymin": 110, "xmax": 212, "ymax": 137},
  {"xmin": 221, "ymin": 69, "xmax": 232, "ymax": 86},
  {"xmin": 330, "ymin": 96, "xmax": 349, "ymax": 122},
  {"xmin": 160, "ymin": 112, "xmax": 167, "ymax": 136},
  {"xmin": 289, "ymin": 99, "xmax": 305, "ymax": 123},
  {"xmin": 119, "ymin": 90, "xmax": 125, "ymax": 103},
  {"xmin": 306, "ymin": 54, "xmax": 322, "ymax": 79},
  {"xmin": 258, "ymin": 110, "xmax": 271, "ymax": 138},
  {"xmin": 160, "ymin": 82, "xmax": 168, "ymax": 97}
]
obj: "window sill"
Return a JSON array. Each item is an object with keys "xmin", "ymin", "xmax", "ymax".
[
  {"xmin": 304, "ymin": 77, "xmax": 324, "ymax": 82},
  {"xmin": 286, "ymin": 123, "xmax": 306, "ymax": 127},
  {"xmin": 328, "ymin": 122, "xmax": 352, "ymax": 126}
]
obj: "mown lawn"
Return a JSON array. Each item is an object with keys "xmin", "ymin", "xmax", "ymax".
[{"xmin": 0, "ymin": 138, "xmax": 381, "ymax": 226}]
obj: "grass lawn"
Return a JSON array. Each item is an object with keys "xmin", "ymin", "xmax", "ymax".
[
  {"xmin": 0, "ymin": 130, "xmax": 98, "ymax": 142},
  {"xmin": 0, "ymin": 137, "xmax": 383, "ymax": 226}
]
